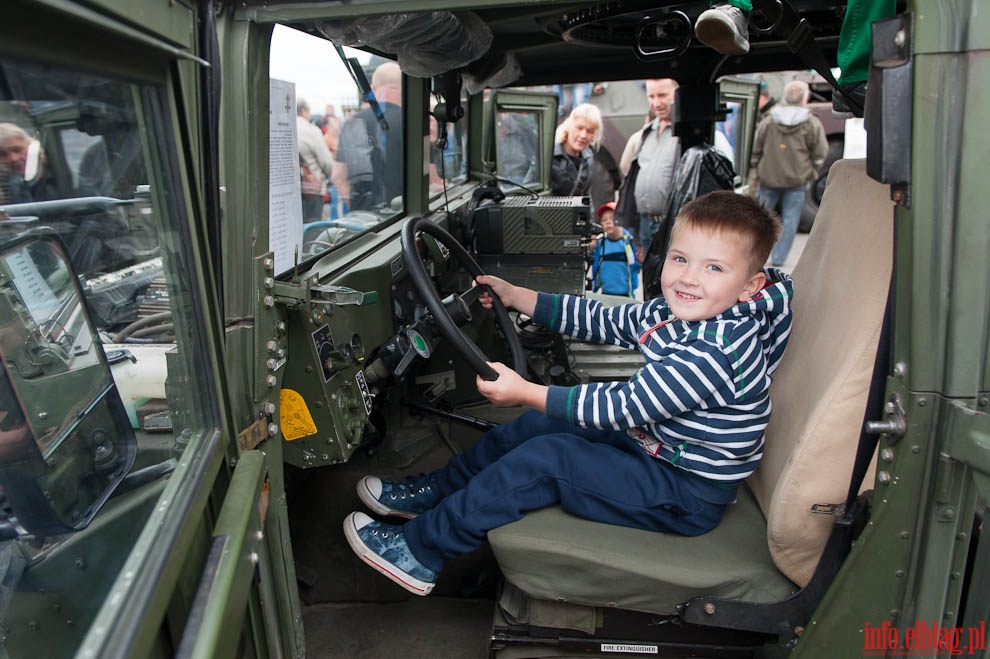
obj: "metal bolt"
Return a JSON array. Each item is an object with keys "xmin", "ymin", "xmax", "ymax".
[
  {"xmin": 895, "ymin": 569, "xmax": 905, "ymax": 578},
  {"xmin": 704, "ymin": 603, "xmax": 716, "ymax": 615},
  {"xmin": 978, "ymin": 397, "xmax": 989, "ymax": 408},
  {"xmin": 266, "ymin": 359, "xmax": 277, "ymax": 371},
  {"xmin": 268, "ymin": 423, "xmax": 279, "ymax": 437},
  {"xmin": 894, "ymin": 29, "xmax": 905, "ymax": 48},
  {"xmin": 794, "ymin": 626, "xmax": 805, "ymax": 636},
  {"xmin": 74, "ymin": 558, "xmax": 87, "ymax": 570},
  {"xmin": 263, "ymin": 257, "xmax": 274, "ymax": 272},
  {"xmin": 900, "ymin": 531, "xmax": 909, "ymax": 539},
  {"xmin": 263, "ymin": 402, "xmax": 276, "ymax": 416},
  {"xmin": 264, "ymin": 295, "xmax": 275, "ymax": 308},
  {"xmin": 250, "ymin": 552, "xmax": 259, "ymax": 565},
  {"xmin": 878, "ymin": 471, "xmax": 892, "ymax": 484},
  {"xmin": 28, "ymin": 621, "xmax": 39, "ymax": 631},
  {"xmin": 276, "ymin": 321, "xmax": 286, "ymax": 333},
  {"xmin": 264, "ymin": 276, "xmax": 274, "ymax": 290},
  {"xmin": 893, "ymin": 362, "xmax": 907, "ymax": 378},
  {"xmin": 266, "ymin": 375, "xmax": 277, "ymax": 388},
  {"xmin": 38, "ymin": 411, "xmax": 48, "ymax": 420},
  {"xmin": 266, "ymin": 340, "xmax": 278, "ymax": 353},
  {"xmin": 880, "ymin": 448, "xmax": 894, "ymax": 462},
  {"xmin": 256, "ymin": 530, "xmax": 264, "ymax": 541}
]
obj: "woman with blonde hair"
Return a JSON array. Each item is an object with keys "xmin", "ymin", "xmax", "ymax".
[{"xmin": 550, "ymin": 103, "xmax": 602, "ymax": 197}]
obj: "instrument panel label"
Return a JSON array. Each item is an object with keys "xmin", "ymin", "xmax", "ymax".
[
  {"xmin": 279, "ymin": 388, "xmax": 318, "ymax": 441},
  {"xmin": 354, "ymin": 370, "xmax": 373, "ymax": 416}
]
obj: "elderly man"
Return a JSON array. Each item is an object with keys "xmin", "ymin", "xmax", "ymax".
[
  {"xmin": 750, "ymin": 79, "xmax": 827, "ymax": 266},
  {"xmin": 333, "ymin": 62, "xmax": 403, "ymax": 211}
]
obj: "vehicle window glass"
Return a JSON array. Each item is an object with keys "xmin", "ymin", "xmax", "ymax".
[
  {"xmin": 496, "ymin": 109, "xmax": 541, "ymax": 191},
  {"xmin": 0, "ymin": 55, "xmax": 219, "ymax": 655},
  {"xmin": 270, "ymin": 26, "xmax": 405, "ymax": 271}
]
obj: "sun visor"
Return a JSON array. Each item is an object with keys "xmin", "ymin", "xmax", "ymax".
[{"xmin": 318, "ymin": 12, "xmax": 493, "ymax": 78}]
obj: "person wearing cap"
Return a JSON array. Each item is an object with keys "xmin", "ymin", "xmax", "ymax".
[{"xmin": 590, "ymin": 201, "xmax": 640, "ymax": 297}]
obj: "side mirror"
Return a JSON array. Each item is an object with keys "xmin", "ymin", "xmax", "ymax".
[{"xmin": 0, "ymin": 232, "xmax": 135, "ymax": 537}]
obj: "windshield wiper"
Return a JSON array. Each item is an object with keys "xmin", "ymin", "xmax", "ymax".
[{"xmin": 334, "ymin": 44, "xmax": 389, "ymax": 132}]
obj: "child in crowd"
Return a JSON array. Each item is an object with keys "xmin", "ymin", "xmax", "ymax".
[
  {"xmin": 590, "ymin": 201, "xmax": 641, "ymax": 297},
  {"xmin": 344, "ymin": 191, "xmax": 793, "ymax": 596}
]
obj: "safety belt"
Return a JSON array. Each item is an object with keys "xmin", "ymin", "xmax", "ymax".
[
  {"xmin": 840, "ymin": 275, "xmax": 893, "ymax": 523},
  {"xmin": 750, "ymin": 0, "xmax": 865, "ymax": 117}
]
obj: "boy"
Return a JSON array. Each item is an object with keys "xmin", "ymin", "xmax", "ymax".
[
  {"xmin": 344, "ymin": 191, "xmax": 792, "ymax": 596},
  {"xmin": 590, "ymin": 201, "xmax": 641, "ymax": 297}
]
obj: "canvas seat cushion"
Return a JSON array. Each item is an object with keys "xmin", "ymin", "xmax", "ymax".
[{"xmin": 487, "ymin": 485, "xmax": 797, "ymax": 615}]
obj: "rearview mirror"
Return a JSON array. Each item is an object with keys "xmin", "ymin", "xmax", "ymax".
[{"xmin": 0, "ymin": 232, "xmax": 135, "ymax": 537}]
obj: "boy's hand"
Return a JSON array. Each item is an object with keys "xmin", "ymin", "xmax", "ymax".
[
  {"xmin": 476, "ymin": 362, "xmax": 547, "ymax": 412},
  {"xmin": 475, "ymin": 274, "xmax": 538, "ymax": 317},
  {"xmin": 475, "ymin": 274, "xmax": 515, "ymax": 310}
]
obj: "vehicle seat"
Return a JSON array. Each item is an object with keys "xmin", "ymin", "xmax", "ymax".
[{"xmin": 487, "ymin": 159, "xmax": 894, "ymax": 619}]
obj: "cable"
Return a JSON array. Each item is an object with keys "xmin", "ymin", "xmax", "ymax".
[{"xmin": 112, "ymin": 311, "xmax": 171, "ymax": 342}]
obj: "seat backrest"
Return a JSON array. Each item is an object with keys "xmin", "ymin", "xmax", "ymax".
[{"xmin": 748, "ymin": 159, "xmax": 894, "ymax": 587}]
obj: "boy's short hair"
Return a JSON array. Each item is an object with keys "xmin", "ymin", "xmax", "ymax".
[{"xmin": 673, "ymin": 191, "xmax": 782, "ymax": 273}]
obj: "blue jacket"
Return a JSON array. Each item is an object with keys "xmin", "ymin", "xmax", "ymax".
[
  {"xmin": 534, "ymin": 268, "xmax": 794, "ymax": 485},
  {"xmin": 591, "ymin": 229, "xmax": 640, "ymax": 296}
]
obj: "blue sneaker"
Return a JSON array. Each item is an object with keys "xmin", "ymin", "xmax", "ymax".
[
  {"xmin": 343, "ymin": 512, "xmax": 438, "ymax": 596},
  {"xmin": 357, "ymin": 476, "xmax": 442, "ymax": 519}
]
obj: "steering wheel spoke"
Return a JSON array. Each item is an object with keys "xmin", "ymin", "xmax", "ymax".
[{"xmin": 400, "ymin": 218, "xmax": 526, "ymax": 381}]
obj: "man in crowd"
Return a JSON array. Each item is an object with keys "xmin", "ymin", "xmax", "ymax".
[
  {"xmin": 333, "ymin": 62, "xmax": 403, "ymax": 211},
  {"xmin": 749, "ymin": 79, "xmax": 827, "ymax": 266},
  {"xmin": 619, "ymin": 79, "xmax": 680, "ymax": 261},
  {"xmin": 297, "ymin": 99, "xmax": 334, "ymax": 222}
]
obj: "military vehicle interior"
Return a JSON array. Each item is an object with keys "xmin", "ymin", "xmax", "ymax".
[{"xmin": 0, "ymin": 0, "xmax": 923, "ymax": 656}]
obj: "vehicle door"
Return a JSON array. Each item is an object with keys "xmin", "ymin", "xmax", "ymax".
[{"xmin": 0, "ymin": 3, "xmax": 280, "ymax": 657}]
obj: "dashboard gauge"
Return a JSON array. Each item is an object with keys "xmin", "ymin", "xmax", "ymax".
[
  {"xmin": 312, "ymin": 324, "xmax": 335, "ymax": 382},
  {"xmin": 350, "ymin": 334, "xmax": 366, "ymax": 361}
]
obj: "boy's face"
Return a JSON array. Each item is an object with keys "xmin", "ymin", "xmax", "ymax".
[
  {"xmin": 660, "ymin": 223, "xmax": 766, "ymax": 321},
  {"xmin": 600, "ymin": 211, "xmax": 623, "ymax": 239}
]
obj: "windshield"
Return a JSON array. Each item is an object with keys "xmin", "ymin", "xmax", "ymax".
[{"xmin": 269, "ymin": 27, "xmax": 406, "ymax": 274}]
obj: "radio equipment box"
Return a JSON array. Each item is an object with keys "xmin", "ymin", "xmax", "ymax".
[{"xmin": 473, "ymin": 196, "xmax": 593, "ymax": 255}]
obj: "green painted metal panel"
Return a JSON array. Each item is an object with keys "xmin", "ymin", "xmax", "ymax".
[{"xmin": 178, "ymin": 450, "xmax": 267, "ymax": 659}]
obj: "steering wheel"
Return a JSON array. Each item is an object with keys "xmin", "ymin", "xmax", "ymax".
[{"xmin": 400, "ymin": 217, "xmax": 527, "ymax": 381}]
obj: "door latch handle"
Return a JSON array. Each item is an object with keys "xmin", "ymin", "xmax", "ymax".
[{"xmin": 865, "ymin": 393, "xmax": 907, "ymax": 442}]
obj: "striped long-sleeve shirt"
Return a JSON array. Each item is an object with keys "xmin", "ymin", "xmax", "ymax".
[{"xmin": 534, "ymin": 269, "xmax": 794, "ymax": 484}]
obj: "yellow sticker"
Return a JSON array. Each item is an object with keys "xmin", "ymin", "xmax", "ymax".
[{"xmin": 279, "ymin": 389, "xmax": 318, "ymax": 441}]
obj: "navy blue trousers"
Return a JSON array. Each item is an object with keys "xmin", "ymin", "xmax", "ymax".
[{"xmin": 402, "ymin": 410, "xmax": 733, "ymax": 572}]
